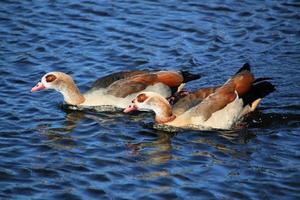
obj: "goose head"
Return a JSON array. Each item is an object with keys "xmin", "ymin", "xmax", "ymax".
[
  {"xmin": 31, "ymin": 72, "xmax": 72, "ymax": 92},
  {"xmin": 31, "ymin": 72, "xmax": 84, "ymax": 105},
  {"xmin": 124, "ymin": 92, "xmax": 175, "ymax": 123}
]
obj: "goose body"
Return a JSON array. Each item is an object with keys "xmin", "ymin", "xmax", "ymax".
[
  {"xmin": 166, "ymin": 94, "xmax": 244, "ymax": 129},
  {"xmin": 31, "ymin": 70, "xmax": 200, "ymax": 110},
  {"xmin": 124, "ymin": 64, "xmax": 275, "ymax": 130}
]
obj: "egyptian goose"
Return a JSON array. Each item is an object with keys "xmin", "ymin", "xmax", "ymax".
[
  {"xmin": 31, "ymin": 70, "xmax": 200, "ymax": 109},
  {"xmin": 124, "ymin": 64, "xmax": 275, "ymax": 130}
]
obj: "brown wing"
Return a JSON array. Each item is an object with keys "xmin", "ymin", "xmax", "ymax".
[
  {"xmin": 191, "ymin": 87, "xmax": 237, "ymax": 121},
  {"xmin": 190, "ymin": 69, "xmax": 254, "ymax": 121},
  {"xmin": 176, "ymin": 64, "xmax": 256, "ymax": 120},
  {"xmin": 92, "ymin": 70, "xmax": 198, "ymax": 98},
  {"xmin": 105, "ymin": 73, "xmax": 158, "ymax": 98},
  {"xmin": 227, "ymin": 63, "xmax": 255, "ymax": 96},
  {"xmin": 155, "ymin": 71, "xmax": 184, "ymax": 87},
  {"xmin": 106, "ymin": 80, "xmax": 148, "ymax": 98},
  {"xmin": 172, "ymin": 87, "xmax": 218, "ymax": 116},
  {"xmin": 173, "ymin": 65, "xmax": 255, "ymax": 117},
  {"xmin": 129, "ymin": 73, "xmax": 158, "ymax": 85},
  {"xmin": 92, "ymin": 70, "xmax": 185, "ymax": 89},
  {"xmin": 230, "ymin": 72, "xmax": 255, "ymax": 96},
  {"xmin": 91, "ymin": 70, "xmax": 148, "ymax": 89},
  {"xmin": 106, "ymin": 71, "xmax": 188, "ymax": 98}
]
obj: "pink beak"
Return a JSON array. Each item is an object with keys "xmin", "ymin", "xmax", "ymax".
[
  {"xmin": 31, "ymin": 82, "xmax": 46, "ymax": 92},
  {"xmin": 123, "ymin": 104, "xmax": 138, "ymax": 113}
]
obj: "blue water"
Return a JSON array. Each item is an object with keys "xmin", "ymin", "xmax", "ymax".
[{"xmin": 1, "ymin": 0, "xmax": 300, "ymax": 199}]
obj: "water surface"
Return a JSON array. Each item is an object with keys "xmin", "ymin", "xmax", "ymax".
[{"xmin": 0, "ymin": 0, "xmax": 299, "ymax": 199}]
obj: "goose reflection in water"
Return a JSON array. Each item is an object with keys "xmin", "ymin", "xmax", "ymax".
[
  {"xmin": 126, "ymin": 130, "xmax": 174, "ymax": 165},
  {"xmin": 35, "ymin": 105, "xmax": 257, "ymax": 164},
  {"xmin": 35, "ymin": 111, "xmax": 84, "ymax": 150}
]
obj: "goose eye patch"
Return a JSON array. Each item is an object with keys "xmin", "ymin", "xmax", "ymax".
[
  {"xmin": 45, "ymin": 74, "xmax": 57, "ymax": 82},
  {"xmin": 137, "ymin": 93, "xmax": 148, "ymax": 103}
]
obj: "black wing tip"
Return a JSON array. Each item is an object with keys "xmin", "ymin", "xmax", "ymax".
[
  {"xmin": 235, "ymin": 63, "xmax": 251, "ymax": 75},
  {"xmin": 180, "ymin": 70, "xmax": 201, "ymax": 83},
  {"xmin": 254, "ymin": 81, "xmax": 276, "ymax": 98},
  {"xmin": 242, "ymin": 81, "xmax": 276, "ymax": 106}
]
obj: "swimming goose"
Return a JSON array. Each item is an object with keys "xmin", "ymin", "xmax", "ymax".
[
  {"xmin": 124, "ymin": 64, "xmax": 275, "ymax": 130},
  {"xmin": 31, "ymin": 70, "xmax": 200, "ymax": 109}
]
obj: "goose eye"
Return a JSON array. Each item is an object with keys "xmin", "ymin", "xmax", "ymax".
[
  {"xmin": 137, "ymin": 93, "xmax": 148, "ymax": 103},
  {"xmin": 45, "ymin": 74, "xmax": 57, "ymax": 82}
]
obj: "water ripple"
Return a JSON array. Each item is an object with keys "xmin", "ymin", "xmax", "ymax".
[{"xmin": 0, "ymin": 0, "xmax": 299, "ymax": 199}]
